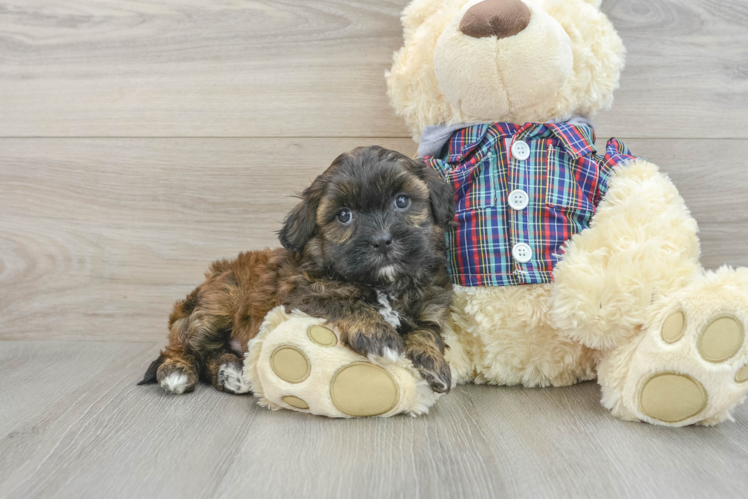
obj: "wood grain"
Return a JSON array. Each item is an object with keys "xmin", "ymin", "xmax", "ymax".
[
  {"xmin": 0, "ymin": 341, "xmax": 747, "ymax": 498},
  {"xmin": 1, "ymin": 138, "xmax": 746, "ymax": 343},
  {"xmin": 0, "ymin": 0, "xmax": 411, "ymax": 138},
  {"xmin": 1, "ymin": 0, "xmax": 747, "ymax": 138},
  {"xmin": 596, "ymin": 0, "xmax": 748, "ymax": 139},
  {"xmin": 1, "ymin": 1, "xmax": 747, "ymax": 498},
  {"xmin": 0, "ymin": 138, "xmax": 415, "ymax": 342}
]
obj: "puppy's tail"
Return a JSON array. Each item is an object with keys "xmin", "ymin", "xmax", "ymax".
[{"xmin": 137, "ymin": 354, "xmax": 165, "ymax": 385}]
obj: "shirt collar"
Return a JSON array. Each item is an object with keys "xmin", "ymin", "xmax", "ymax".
[
  {"xmin": 522, "ymin": 122, "xmax": 597, "ymax": 159},
  {"xmin": 419, "ymin": 117, "xmax": 596, "ymax": 160}
]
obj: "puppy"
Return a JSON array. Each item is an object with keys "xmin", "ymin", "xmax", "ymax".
[{"xmin": 139, "ymin": 146, "xmax": 455, "ymax": 395}]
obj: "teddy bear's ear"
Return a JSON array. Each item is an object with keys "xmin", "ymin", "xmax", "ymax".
[
  {"xmin": 387, "ymin": 1, "xmax": 465, "ymax": 141},
  {"xmin": 401, "ymin": 0, "xmax": 461, "ymax": 37}
]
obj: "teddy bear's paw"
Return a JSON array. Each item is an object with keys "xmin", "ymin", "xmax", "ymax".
[
  {"xmin": 267, "ymin": 329, "xmax": 402, "ymax": 416},
  {"xmin": 637, "ymin": 313, "xmax": 746, "ymax": 425},
  {"xmin": 245, "ymin": 311, "xmax": 444, "ymax": 418},
  {"xmin": 612, "ymin": 277, "xmax": 748, "ymax": 426}
]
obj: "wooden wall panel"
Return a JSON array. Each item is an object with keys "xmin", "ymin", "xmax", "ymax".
[
  {"xmin": 1, "ymin": 0, "xmax": 746, "ymax": 138},
  {"xmin": 0, "ymin": 137, "xmax": 745, "ymax": 342}
]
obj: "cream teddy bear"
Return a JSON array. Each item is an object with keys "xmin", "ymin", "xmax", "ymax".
[{"xmin": 244, "ymin": 0, "xmax": 748, "ymax": 426}]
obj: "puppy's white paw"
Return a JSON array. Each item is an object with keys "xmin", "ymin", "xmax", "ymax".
[
  {"xmin": 160, "ymin": 372, "xmax": 189, "ymax": 395},
  {"xmin": 218, "ymin": 362, "xmax": 252, "ymax": 394}
]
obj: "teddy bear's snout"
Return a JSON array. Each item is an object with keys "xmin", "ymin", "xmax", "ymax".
[{"xmin": 459, "ymin": 0, "xmax": 531, "ymax": 39}]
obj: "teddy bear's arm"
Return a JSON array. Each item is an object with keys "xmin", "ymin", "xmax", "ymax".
[{"xmin": 551, "ymin": 158, "xmax": 701, "ymax": 350}]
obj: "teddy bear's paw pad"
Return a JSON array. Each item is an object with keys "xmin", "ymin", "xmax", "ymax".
[
  {"xmin": 661, "ymin": 310, "xmax": 686, "ymax": 344},
  {"xmin": 736, "ymin": 364, "xmax": 748, "ymax": 383},
  {"xmin": 697, "ymin": 315, "xmax": 745, "ymax": 363},
  {"xmin": 281, "ymin": 395, "xmax": 310, "ymax": 409},
  {"xmin": 270, "ymin": 346, "xmax": 310, "ymax": 384},
  {"xmin": 330, "ymin": 362, "xmax": 400, "ymax": 417},
  {"xmin": 307, "ymin": 325, "xmax": 337, "ymax": 347},
  {"xmin": 639, "ymin": 373, "xmax": 708, "ymax": 423}
]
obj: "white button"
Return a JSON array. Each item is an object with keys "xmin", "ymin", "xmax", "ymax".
[
  {"xmin": 507, "ymin": 189, "xmax": 529, "ymax": 210},
  {"xmin": 512, "ymin": 243, "xmax": 533, "ymax": 263},
  {"xmin": 511, "ymin": 140, "xmax": 530, "ymax": 160}
]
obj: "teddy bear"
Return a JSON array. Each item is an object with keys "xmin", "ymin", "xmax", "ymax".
[{"xmin": 242, "ymin": 0, "xmax": 748, "ymax": 426}]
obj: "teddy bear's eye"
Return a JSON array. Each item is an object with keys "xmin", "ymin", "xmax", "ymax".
[
  {"xmin": 336, "ymin": 208, "xmax": 353, "ymax": 224},
  {"xmin": 394, "ymin": 194, "xmax": 410, "ymax": 210}
]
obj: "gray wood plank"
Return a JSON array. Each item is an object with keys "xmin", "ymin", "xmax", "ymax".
[
  {"xmin": 0, "ymin": 137, "xmax": 415, "ymax": 342},
  {"xmin": 595, "ymin": 0, "xmax": 748, "ymax": 139},
  {"xmin": 0, "ymin": 0, "xmax": 411, "ymax": 138},
  {"xmin": 0, "ymin": 341, "xmax": 746, "ymax": 498},
  {"xmin": 1, "ymin": 138, "xmax": 746, "ymax": 343},
  {"xmin": 0, "ymin": 341, "xmax": 160, "ymax": 494},
  {"xmin": 0, "ymin": 341, "xmax": 260, "ymax": 498},
  {"xmin": 0, "ymin": 0, "xmax": 746, "ymax": 138},
  {"xmin": 604, "ymin": 138, "xmax": 748, "ymax": 272}
]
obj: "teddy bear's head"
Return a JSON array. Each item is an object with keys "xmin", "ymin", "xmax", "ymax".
[{"xmin": 386, "ymin": 0, "xmax": 624, "ymax": 141}]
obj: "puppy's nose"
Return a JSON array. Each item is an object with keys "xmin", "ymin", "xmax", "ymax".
[
  {"xmin": 370, "ymin": 233, "xmax": 393, "ymax": 254},
  {"xmin": 459, "ymin": 0, "xmax": 531, "ymax": 39}
]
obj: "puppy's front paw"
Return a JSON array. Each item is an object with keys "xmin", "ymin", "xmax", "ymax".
[
  {"xmin": 407, "ymin": 349, "xmax": 452, "ymax": 394},
  {"xmin": 218, "ymin": 360, "xmax": 252, "ymax": 394},
  {"xmin": 345, "ymin": 323, "xmax": 405, "ymax": 361}
]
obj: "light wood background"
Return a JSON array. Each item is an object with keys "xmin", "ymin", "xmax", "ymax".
[{"xmin": 1, "ymin": 0, "xmax": 748, "ymax": 497}]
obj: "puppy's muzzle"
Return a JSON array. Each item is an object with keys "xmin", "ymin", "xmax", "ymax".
[{"xmin": 370, "ymin": 232, "xmax": 394, "ymax": 255}]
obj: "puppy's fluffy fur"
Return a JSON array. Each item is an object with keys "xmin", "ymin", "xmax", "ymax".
[{"xmin": 140, "ymin": 146, "xmax": 456, "ymax": 394}]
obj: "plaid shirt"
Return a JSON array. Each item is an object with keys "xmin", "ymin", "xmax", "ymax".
[{"xmin": 423, "ymin": 122, "xmax": 638, "ymax": 286}]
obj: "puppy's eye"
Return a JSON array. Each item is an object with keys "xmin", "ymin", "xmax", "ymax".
[
  {"xmin": 336, "ymin": 208, "xmax": 353, "ymax": 224},
  {"xmin": 394, "ymin": 194, "xmax": 410, "ymax": 210}
]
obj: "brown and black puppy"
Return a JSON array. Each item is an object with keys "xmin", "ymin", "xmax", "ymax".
[{"xmin": 139, "ymin": 146, "xmax": 455, "ymax": 395}]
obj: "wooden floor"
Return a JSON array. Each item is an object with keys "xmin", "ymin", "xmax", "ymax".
[
  {"xmin": 1, "ymin": 341, "xmax": 747, "ymax": 498},
  {"xmin": 1, "ymin": 0, "xmax": 748, "ymax": 497}
]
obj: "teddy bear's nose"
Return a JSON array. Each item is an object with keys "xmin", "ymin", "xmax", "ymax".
[{"xmin": 459, "ymin": 0, "xmax": 531, "ymax": 39}]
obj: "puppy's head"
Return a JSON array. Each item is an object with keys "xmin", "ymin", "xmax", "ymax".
[{"xmin": 279, "ymin": 146, "xmax": 454, "ymax": 285}]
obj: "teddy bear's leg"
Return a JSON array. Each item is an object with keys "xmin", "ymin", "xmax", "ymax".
[
  {"xmin": 598, "ymin": 268, "xmax": 748, "ymax": 426},
  {"xmin": 551, "ymin": 159, "xmax": 701, "ymax": 351},
  {"xmin": 243, "ymin": 307, "xmax": 442, "ymax": 418},
  {"xmin": 449, "ymin": 285, "xmax": 598, "ymax": 387},
  {"xmin": 551, "ymin": 159, "xmax": 748, "ymax": 425}
]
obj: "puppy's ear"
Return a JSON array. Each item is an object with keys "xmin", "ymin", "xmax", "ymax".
[
  {"xmin": 410, "ymin": 158, "xmax": 455, "ymax": 228},
  {"xmin": 279, "ymin": 181, "xmax": 323, "ymax": 253},
  {"xmin": 279, "ymin": 157, "xmax": 341, "ymax": 253}
]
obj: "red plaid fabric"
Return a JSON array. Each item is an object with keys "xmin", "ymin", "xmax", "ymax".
[{"xmin": 423, "ymin": 122, "xmax": 638, "ymax": 286}]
